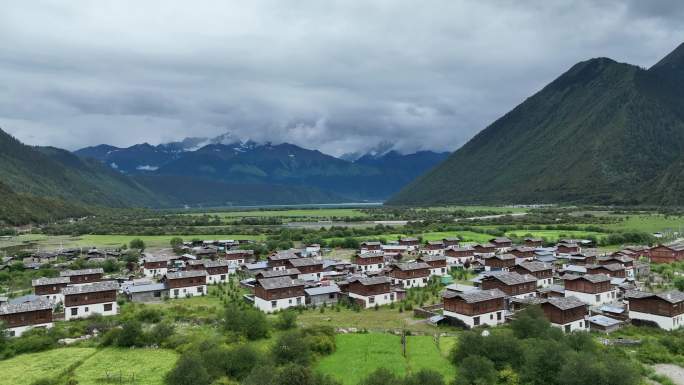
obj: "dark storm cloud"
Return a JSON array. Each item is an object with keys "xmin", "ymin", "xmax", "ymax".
[{"xmin": 0, "ymin": 1, "xmax": 682, "ymax": 156}]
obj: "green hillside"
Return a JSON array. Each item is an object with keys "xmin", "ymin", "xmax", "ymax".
[
  {"xmin": 0, "ymin": 129, "xmax": 161, "ymax": 208},
  {"xmin": 0, "ymin": 182, "xmax": 91, "ymax": 226},
  {"xmin": 388, "ymin": 43, "xmax": 684, "ymax": 206}
]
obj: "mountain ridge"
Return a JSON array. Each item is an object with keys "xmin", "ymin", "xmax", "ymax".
[{"xmin": 387, "ymin": 44, "xmax": 684, "ymax": 206}]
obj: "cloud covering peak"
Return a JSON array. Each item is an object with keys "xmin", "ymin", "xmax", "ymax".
[{"xmin": 1, "ymin": 1, "xmax": 683, "ymax": 155}]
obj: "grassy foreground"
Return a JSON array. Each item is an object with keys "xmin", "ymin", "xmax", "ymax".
[
  {"xmin": 0, "ymin": 347, "xmax": 178, "ymax": 385},
  {"xmin": 73, "ymin": 348, "xmax": 178, "ymax": 385},
  {"xmin": 316, "ymin": 333, "xmax": 456, "ymax": 385},
  {"xmin": 0, "ymin": 347, "xmax": 97, "ymax": 385}
]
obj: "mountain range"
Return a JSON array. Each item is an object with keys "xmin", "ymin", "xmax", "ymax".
[
  {"xmin": 74, "ymin": 137, "xmax": 449, "ymax": 201},
  {"xmin": 0, "ymin": 128, "xmax": 448, "ymax": 224},
  {"xmin": 388, "ymin": 43, "xmax": 684, "ymax": 206}
]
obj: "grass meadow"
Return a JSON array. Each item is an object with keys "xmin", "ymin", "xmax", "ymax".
[
  {"xmin": 0, "ymin": 347, "xmax": 96, "ymax": 385},
  {"xmin": 316, "ymin": 333, "xmax": 456, "ymax": 385},
  {"xmin": 184, "ymin": 208, "xmax": 370, "ymax": 218},
  {"xmin": 73, "ymin": 348, "xmax": 178, "ymax": 385}
]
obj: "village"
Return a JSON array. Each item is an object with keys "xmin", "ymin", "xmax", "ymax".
[{"xmin": 2, "ymin": 235, "xmax": 684, "ymax": 338}]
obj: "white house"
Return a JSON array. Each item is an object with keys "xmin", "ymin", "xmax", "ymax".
[
  {"xmin": 163, "ymin": 270, "xmax": 207, "ymax": 299},
  {"xmin": 351, "ymin": 252, "xmax": 385, "ymax": 273},
  {"xmin": 32, "ymin": 276, "xmax": 70, "ymax": 303},
  {"xmin": 389, "ymin": 262, "xmax": 431, "ymax": 288},
  {"xmin": 0, "ymin": 299, "xmax": 54, "ymax": 337},
  {"xmin": 627, "ymin": 291, "xmax": 684, "ymax": 331},
  {"xmin": 541, "ymin": 296, "xmax": 589, "ymax": 333},
  {"xmin": 443, "ymin": 289, "xmax": 507, "ymax": 328},
  {"xmin": 63, "ymin": 281, "xmax": 119, "ymax": 321},
  {"xmin": 563, "ymin": 274, "xmax": 618, "ymax": 306},
  {"xmin": 345, "ymin": 276, "xmax": 397, "ymax": 308},
  {"xmin": 141, "ymin": 254, "xmax": 172, "ymax": 278},
  {"xmin": 254, "ymin": 277, "xmax": 306, "ymax": 313}
]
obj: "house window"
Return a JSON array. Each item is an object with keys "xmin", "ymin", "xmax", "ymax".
[
  {"xmin": 497, "ymin": 312, "xmax": 502, "ymax": 320},
  {"xmin": 104, "ymin": 303, "xmax": 113, "ymax": 311},
  {"xmin": 154, "ymin": 291, "xmax": 161, "ymax": 298},
  {"xmin": 289, "ymin": 299, "xmax": 293, "ymax": 304},
  {"xmin": 595, "ymin": 294, "xmax": 600, "ymax": 302},
  {"xmin": 174, "ymin": 289, "xmax": 179, "ymax": 296},
  {"xmin": 271, "ymin": 301, "xmax": 277, "ymax": 308},
  {"xmin": 296, "ymin": 297, "xmax": 301, "ymax": 305},
  {"xmin": 84, "ymin": 307, "xmax": 89, "ymax": 312},
  {"xmin": 473, "ymin": 316, "xmax": 480, "ymax": 326},
  {"xmin": 8, "ymin": 330, "xmax": 15, "ymax": 337},
  {"xmin": 565, "ymin": 325, "xmax": 571, "ymax": 333},
  {"xmin": 220, "ymin": 275, "xmax": 226, "ymax": 280},
  {"xmin": 71, "ymin": 308, "xmax": 77, "ymax": 316},
  {"xmin": 490, "ymin": 314, "xmax": 493, "ymax": 320},
  {"xmin": 197, "ymin": 287, "xmax": 203, "ymax": 293},
  {"xmin": 329, "ymin": 293, "xmax": 335, "ymax": 299},
  {"xmin": 369, "ymin": 296, "xmax": 375, "ymax": 304}
]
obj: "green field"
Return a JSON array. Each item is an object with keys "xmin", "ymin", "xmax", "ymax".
[
  {"xmin": 324, "ymin": 230, "xmax": 494, "ymax": 245},
  {"xmin": 422, "ymin": 206, "xmax": 528, "ymax": 213},
  {"xmin": 0, "ymin": 233, "xmax": 265, "ymax": 250},
  {"xmin": 0, "ymin": 347, "xmax": 96, "ymax": 385},
  {"xmin": 605, "ymin": 215, "xmax": 684, "ymax": 233},
  {"xmin": 73, "ymin": 348, "xmax": 178, "ymax": 385},
  {"xmin": 504, "ymin": 230, "xmax": 607, "ymax": 241},
  {"xmin": 298, "ymin": 307, "xmax": 443, "ymax": 333},
  {"xmin": 184, "ymin": 208, "xmax": 369, "ymax": 218},
  {"xmin": 316, "ymin": 334, "xmax": 455, "ymax": 385}
]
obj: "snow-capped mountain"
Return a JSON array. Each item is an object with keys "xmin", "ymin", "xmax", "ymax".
[{"xmin": 74, "ymin": 134, "xmax": 450, "ymax": 201}]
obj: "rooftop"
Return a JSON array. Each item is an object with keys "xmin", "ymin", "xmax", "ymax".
[
  {"xmin": 305, "ymin": 285, "xmax": 341, "ymax": 296},
  {"xmin": 258, "ymin": 277, "xmax": 305, "ymax": 290},
  {"xmin": 60, "ymin": 268, "xmax": 104, "ymax": 277},
  {"xmin": 0, "ymin": 298, "xmax": 53, "ymax": 315},
  {"xmin": 546, "ymin": 296, "xmax": 586, "ymax": 310},
  {"xmin": 393, "ymin": 262, "xmax": 431, "ymax": 271},
  {"xmin": 32, "ymin": 276, "xmax": 70, "ymax": 286},
  {"xmin": 347, "ymin": 276, "xmax": 390, "ymax": 286},
  {"xmin": 563, "ymin": 273, "xmax": 611, "ymax": 283},
  {"xmin": 63, "ymin": 280, "xmax": 119, "ymax": 295},
  {"xmin": 516, "ymin": 261, "xmax": 552, "ymax": 272},
  {"xmin": 443, "ymin": 288, "xmax": 506, "ymax": 303},
  {"xmin": 483, "ymin": 272, "xmax": 536, "ymax": 285},
  {"xmin": 258, "ymin": 268, "xmax": 301, "ymax": 278},
  {"xmin": 288, "ymin": 257, "xmax": 322, "ymax": 268},
  {"xmin": 165, "ymin": 270, "xmax": 207, "ymax": 279}
]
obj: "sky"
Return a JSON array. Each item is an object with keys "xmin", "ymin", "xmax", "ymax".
[{"xmin": 1, "ymin": 1, "xmax": 683, "ymax": 156}]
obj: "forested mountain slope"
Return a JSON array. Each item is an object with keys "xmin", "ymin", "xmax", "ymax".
[{"xmin": 388, "ymin": 43, "xmax": 684, "ymax": 206}]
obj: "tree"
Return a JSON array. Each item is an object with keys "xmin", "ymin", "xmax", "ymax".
[
  {"xmin": 166, "ymin": 352, "xmax": 211, "ymax": 385},
  {"xmin": 358, "ymin": 368, "xmax": 399, "ymax": 385},
  {"xmin": 519, "ymin": 339, "xmax": 569, "ymax": 385},
  {"xmin": 224, "ymin": 303, "xmax": 269, "ymax": 340},
  {"xmin": 455, "ymin": 356, "xmax": 497, "ymax": 385},
  {"xmin": 170, "ymin": 237, "xmax": 184, "ymax": 248},
  {"xmin": 271, "ymin": 331, "xmax": 312, "ymax": 366},
  {"xmin": 510, "ymin": 306, "xmax": 552, "ymax": 339},
  {"xmin": 276, "ymin": 310, "xmax": 298, "ymax": 330},
  {"xmin": 115, "ymin": 320, "xmax": 143, "ymax": 347},
  {"xmin": 674, "ymin": 277, "xmax": 684, "ymax": 291},
  {"xmin": 403, "ymin": 369, "xmax": 445, "ymax": 385},
  {"xmin": 129, "ymin": 238, "xmax": 145, "ymax": 250}
]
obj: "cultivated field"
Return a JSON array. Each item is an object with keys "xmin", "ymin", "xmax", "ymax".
[
  {"xmin": 316, "ymin": 333, "xmax": 456, "ymax": 385},
  {"xmin": 183, "ymin": 208, "xmax": 370, "ymax": 218},
  {"xmin": 0, "ymin": 347, "xmax": 96, "ymax": 385},
  {"xmin": 0, "ymin": 233, "xmax": 265, "ymax": 250},
  {"xmin": 73, "ymin": 348, "xmax": 178, "ymax": 385}
]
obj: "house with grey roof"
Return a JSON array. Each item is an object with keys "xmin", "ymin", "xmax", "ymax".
[
  {"xmin": 305, "ymin": 284, "xmax": 340, "ymax": 307},
  {"xmin": 0, "ymin": 298, "xmax": 54, "ymax": 337},
  {"xmin": 626, "ymin": 290, "xmax": 684, "ymax": 330},
  {"xmin": 442, "ymin": 288, "xmax": 507, "ymax": 328}
]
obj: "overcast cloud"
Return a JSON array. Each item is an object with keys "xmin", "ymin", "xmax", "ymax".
[{"xmin": 1, "ymin": 0, "xmax": 683, "ymax": 156}]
